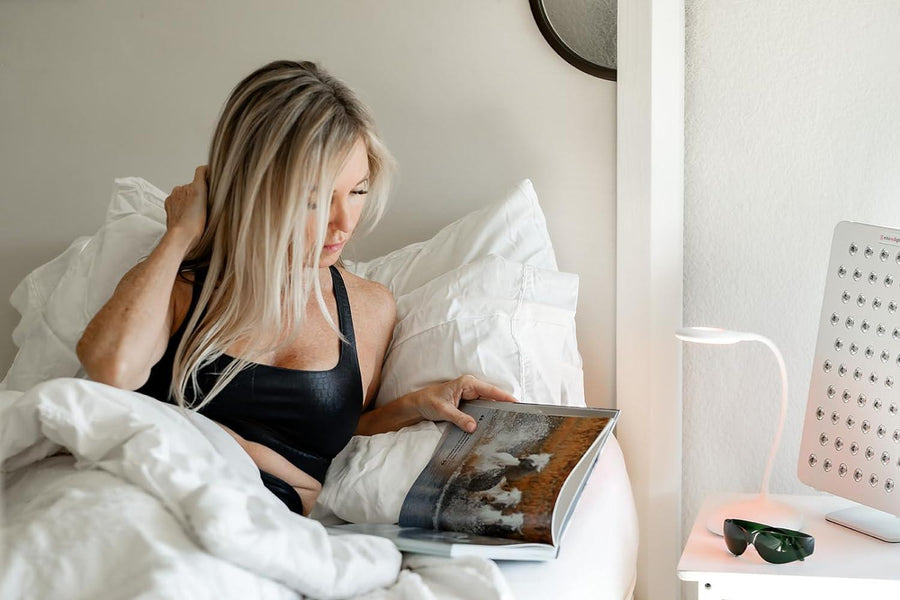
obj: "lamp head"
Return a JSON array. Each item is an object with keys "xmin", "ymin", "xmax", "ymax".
[{"xmin": 675, "ymin": 326, "xmax": 763, "ymax": 345}]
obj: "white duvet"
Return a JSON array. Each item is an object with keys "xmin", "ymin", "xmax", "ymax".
[{"xmin": 0, "ymin": 378, "xmax": 512, "ymax": 600}]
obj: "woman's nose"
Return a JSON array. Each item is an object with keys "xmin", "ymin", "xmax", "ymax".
[{"xmin": 329, "ymin": 195, "xmax": 352, "ymax": 232}]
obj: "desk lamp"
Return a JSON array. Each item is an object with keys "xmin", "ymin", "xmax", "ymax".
[{"xmin": 677, "ymin": 327, "xmax": 805, "ymax": 535}]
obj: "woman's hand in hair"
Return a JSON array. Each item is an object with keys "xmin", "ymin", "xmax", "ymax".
[
  {"xmin": 406, "ymin": 375, "xmax": 518, "ymax": 433},
  {"xmin": 165, "ymin": 165, "xmax": 209, "ymax": 253},
  {"xmin": 76, "ymin": 164, "xmax": 209, "ymax": 389}
]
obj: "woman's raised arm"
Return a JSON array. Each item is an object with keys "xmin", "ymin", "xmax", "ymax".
[{"xmin": 76, "ymin": 166, "xmax": 208, "ymax": 390}]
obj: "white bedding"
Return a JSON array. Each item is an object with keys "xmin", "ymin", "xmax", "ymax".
[
  {"xmin": 1, "ymin": 377, "xmax": 636, "ymax": 600},
  {"xmin": 2, "ymin": 177, "xmax": 638, "ymax": 599},
  {"xmin": 0, "ymin": 378, "xmax": 514, "ymax": 600}
]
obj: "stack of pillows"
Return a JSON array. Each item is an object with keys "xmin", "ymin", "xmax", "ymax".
[{"xmin": 3, "ymin": 176, "xmax": 586, "ymax": 522}]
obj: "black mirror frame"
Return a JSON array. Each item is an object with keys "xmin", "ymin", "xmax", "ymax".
[{"xmin": 529, "ymin": 0, "xmax": 617, "ymax": 82}]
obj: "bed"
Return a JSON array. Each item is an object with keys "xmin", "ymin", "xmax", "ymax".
[{"xmin": 1, "ymin": 178, "xmax": 638, "ymax": 599}]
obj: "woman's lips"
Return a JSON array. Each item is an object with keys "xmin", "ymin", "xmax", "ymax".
[{"xmin": 323, "ymin": 241, "xmax": 345, "ymax": 253}]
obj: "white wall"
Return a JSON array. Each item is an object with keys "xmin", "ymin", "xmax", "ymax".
[
  {"xmin": 684, "ymin": 0, "xmax": 900, "ymax": 537},
  {"xmin": 0, "ymin": 1, "xmax": 616, "ymax": 407}
]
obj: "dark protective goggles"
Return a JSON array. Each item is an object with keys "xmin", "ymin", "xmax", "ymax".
[{"xmin": 723, "ymin": 519, "xmax": 815, "ymax": 564}]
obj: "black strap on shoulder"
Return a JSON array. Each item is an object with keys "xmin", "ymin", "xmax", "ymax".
[{"xmin": 329, "ymin": 266, "xmax": 357, "ymax": 349}]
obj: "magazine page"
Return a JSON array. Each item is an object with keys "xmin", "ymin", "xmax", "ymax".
[
  {"xmin": 399, "ymin": 399, "xmax": 615, "ymax": 545},
  {"xmin": 550, "ymin": 425, "xmax": 613, "ymax": 543}
]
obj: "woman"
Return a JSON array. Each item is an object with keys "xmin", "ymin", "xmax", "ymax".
[{"xmin": 76, "ymin": 60, "xmax": 515, "ymax": 516}]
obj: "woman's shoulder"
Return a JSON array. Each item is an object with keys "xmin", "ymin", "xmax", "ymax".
[{"xmin": 337, "ymin": 267, "xmax": 396, "ymax": 324}]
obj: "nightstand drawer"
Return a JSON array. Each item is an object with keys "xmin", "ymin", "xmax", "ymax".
[{"xmin": 689, "ymin": 573, "xmax": 899, "ymax": 599}]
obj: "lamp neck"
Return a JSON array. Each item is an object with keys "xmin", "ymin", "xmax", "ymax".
[{"xmin": 755, "ymin": 335, "xmax": 789, "ymax": 496}]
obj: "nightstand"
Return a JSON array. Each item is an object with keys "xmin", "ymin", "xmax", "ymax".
[{"xmin": 678, "ymin": 493, "xmax": 900, "ymax": 599}]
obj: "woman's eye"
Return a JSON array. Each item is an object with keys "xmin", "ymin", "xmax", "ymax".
[{"xmin": 351, "ymin": 189, "xmax": 368, "ymax": 196}]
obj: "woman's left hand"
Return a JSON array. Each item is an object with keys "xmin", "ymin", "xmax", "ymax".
[{"xmin": 408, "ymin": 375, "xmax": 517, "ymax": 433}]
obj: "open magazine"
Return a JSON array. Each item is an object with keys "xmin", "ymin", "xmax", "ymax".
[{"xmin": 329, "ymin": 399, "xmax": 618, "ymax": 561}]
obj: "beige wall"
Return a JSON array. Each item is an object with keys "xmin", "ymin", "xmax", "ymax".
[{"xmin": 0, "ymin": 0, "xmax": 616, "ymax": 406}]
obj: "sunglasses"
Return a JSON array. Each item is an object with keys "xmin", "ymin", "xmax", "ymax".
[{"xmin": 723, "ymin": 519, "xmax": 815, "ymax": 564}]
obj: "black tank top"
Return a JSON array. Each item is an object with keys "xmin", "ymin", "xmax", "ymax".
[{"xmin": 136, "ymin": 266, "xmax": 363, "ymax": 486}]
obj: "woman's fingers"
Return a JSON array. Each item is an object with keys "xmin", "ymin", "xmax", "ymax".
[
  {"xmin": 457, "ymin": 375, "xmax": 518, "ymax": 403},
  {"xmin": 434, "ymin": 399, "xmax": 477, "ymax": 433},
  {"xmin": 193, "ymin": 165, "xmax": 208, "ymax": 184},
  {"xmin": 412, "ymin": 376, "xmax": 517, "ymax": 434},
  {"xmin": 164, "ymin": 166, "xmax": 209, "ymax": 251},
  {"xmin": 438, "ymin": 375, "xmax": 517, "ymax": 433}
]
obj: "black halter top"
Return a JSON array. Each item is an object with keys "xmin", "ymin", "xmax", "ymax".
[{"xmin": 136, "ymin": 266, "xmax": 363, "ymax": 511}]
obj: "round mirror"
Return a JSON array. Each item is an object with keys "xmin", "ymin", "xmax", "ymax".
[{"xmin": 530, "ymin": 0, "xmax": 616, "ymax": 81}]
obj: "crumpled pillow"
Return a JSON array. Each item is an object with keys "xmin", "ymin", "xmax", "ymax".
[
  {"xmin": 375, "ymin": 254, "xmax": 582, "ymax": 408},
  {"xmin": 3, "ymin": 177, "xmax": 167, "ymax": 391},
  {"xmin": 342, "ymin": 178, "xmax": 584, "ymax": 409},
  {"xmin": 346, "ymin": 179, "xmax": 559, "ymax": 297}
]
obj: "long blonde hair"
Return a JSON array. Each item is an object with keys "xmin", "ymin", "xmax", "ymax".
[{"xmin": 171, "ymin": 60, "xmax": 393, "ymax": 409}]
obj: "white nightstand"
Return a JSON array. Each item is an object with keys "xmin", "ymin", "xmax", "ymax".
[{"xmin": 678, "ymin": 493, "xmax": 900, "ymax": 599}]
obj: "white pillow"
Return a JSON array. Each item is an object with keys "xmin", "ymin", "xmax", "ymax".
[
  {"xmin": 313, "ymin": 420, "xmax": 444, "ymax": 524},
  {"xmin": 342, "ymin": 178, "xmax": 584, "ymax": 409},
  {"xmin": 4, "ymin": 177, "xmax": 166, "ymax": 391},
  {"xmin": 345, "ymin": 179, "xmax": 558, "ymax": 297},
  {"xmin": 376, "ymin": 254, "xmax": 582, "ymax": 407}
]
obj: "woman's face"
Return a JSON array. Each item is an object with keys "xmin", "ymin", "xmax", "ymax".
[{"xmin": 308, "ymin": 138, "xmax": 370, "ymax": 268}]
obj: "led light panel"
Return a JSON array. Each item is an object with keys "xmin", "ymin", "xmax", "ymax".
[{"xmin": 800, "ymin": 221, "xmax": 900, "ymax": 516}]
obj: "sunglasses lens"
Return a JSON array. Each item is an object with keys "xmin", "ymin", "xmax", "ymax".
[
  {"xmin": 723, "ymin": 520, "xmax": 748, "ymax": 556},
  {"xmin": 798, "ymin": 535, "xmax": 815, "ymax": 557},
  {"xmin": 753, "ymin": 531, "xmax": 801, "ymax": 564}
]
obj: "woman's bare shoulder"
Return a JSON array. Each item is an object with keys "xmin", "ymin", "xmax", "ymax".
[{"xmin": 338, "ymin": 268, "xmax": 396, "ymax": 324}]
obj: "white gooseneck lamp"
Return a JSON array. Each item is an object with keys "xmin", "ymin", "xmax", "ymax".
[{"xmin": 676, "ymin": 327, "xmax": 805, "ymax": 536}]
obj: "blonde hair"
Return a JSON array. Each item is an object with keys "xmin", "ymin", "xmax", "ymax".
[{"xmin": 171, "ymin": 60, "xmax": 394, "ymax": 409}]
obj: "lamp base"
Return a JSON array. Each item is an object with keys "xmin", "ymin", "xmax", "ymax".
[
  {"xmin": 826, "ymin": 505, "xmax": 900, "ymax": 542},
  {"xmin": 705, "ymin": 495, "xmax": 805, "ymax": 536}
]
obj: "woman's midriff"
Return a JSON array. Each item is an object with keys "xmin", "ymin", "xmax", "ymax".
[{"xmin": 215, "ymin": 422, "xmax": 321, "ymax": 514}]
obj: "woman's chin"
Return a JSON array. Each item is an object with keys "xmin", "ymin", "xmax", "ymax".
[
  {"xmin": 317, "ymin": 254, "xmax": 341, "ymax": 269},
  {"xmin": 318, "ymin": 243, "xmax": 345, "ymax": 268}
]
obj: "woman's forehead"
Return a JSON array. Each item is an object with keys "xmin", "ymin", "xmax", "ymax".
[{"xmin": 335, "ymin": 139, "xmax": 369, "ymax": 187}]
